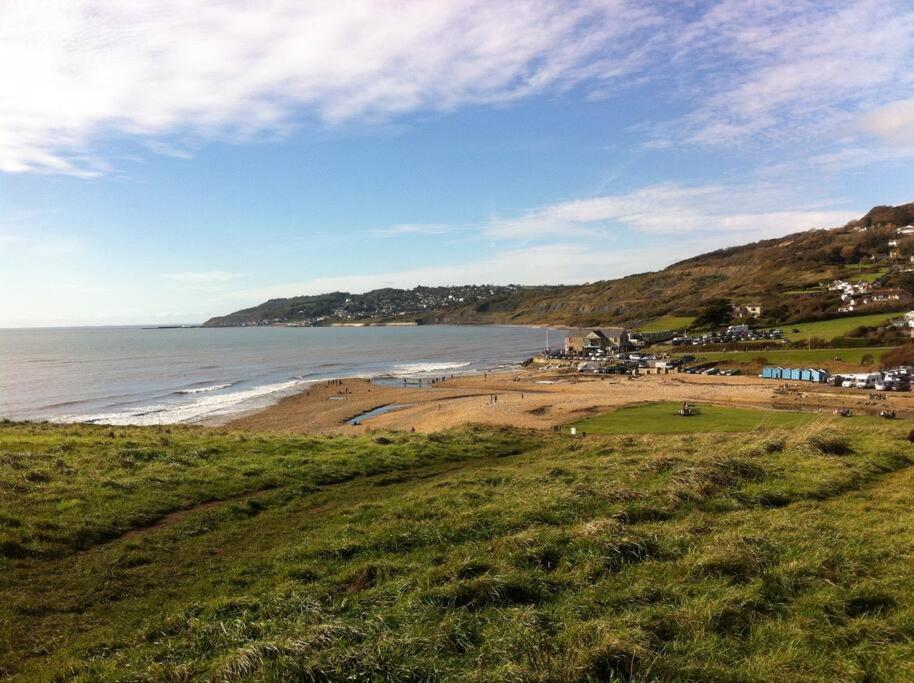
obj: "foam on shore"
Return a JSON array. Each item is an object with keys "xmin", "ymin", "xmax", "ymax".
[{"xmin": 60, "ymin": 379, "xmax": 306, "ymax": 426}]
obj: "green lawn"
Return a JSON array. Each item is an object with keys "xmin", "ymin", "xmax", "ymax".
[
  {"xmin": 635, "ymin": 315, "xmax": 696, "ymax": 332},
  {"xmin": 5, "ymin": 421, "xmax": 914, "ymax": 680},
  {"xmin": 680, "ymin": 346, "xmax": 894, "ymax": 368},
  {"xmin": 781, "ymin": 287, "xmax": 826, "ymax": 295},
  {"xmin": 782, "ymin": 312, "xmax": 905, "ymax": 341},
  {"xmin": 849, "ymin": 270, "xmax": 887, "ymax": 283},
  {"xmin": 570, "ymin": 402, "xmax": 823, "ymax": 434}
]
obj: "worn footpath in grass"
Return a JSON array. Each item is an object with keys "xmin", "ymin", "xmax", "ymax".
[
  {"xmin": 570, "ymin": 402, "xmax": 829, "ymax": 434},
  {"xmin": 4, "ymin": 419, "xmax": 914, "ymax": 680}
]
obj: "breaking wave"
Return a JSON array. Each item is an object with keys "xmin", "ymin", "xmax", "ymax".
[
  {"xmin": 390, "ymin": 361, "xmax": 472, "ymax": 376},
  {"xmin": 174, "ymin": 382, "xmax": 234, "ymax": 395},
  {"xmin": 60, "ymin": 379, "xmax": 304, "ymax": 426}
]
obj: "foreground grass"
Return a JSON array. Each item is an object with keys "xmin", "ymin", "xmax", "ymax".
[
  {"xmin": 3, "ymin": 420, "xmax": 914, "ymax": 680},
  {"xmin": 571, "ymin": 402, "xmax": 828, "ymax": 434}
]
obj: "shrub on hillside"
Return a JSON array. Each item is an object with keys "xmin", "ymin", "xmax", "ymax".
[{"xmin": 881, "ymin": 344, "xmax": 914, "ymax": 368}]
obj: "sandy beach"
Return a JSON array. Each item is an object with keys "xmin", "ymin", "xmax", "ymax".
[{"xmin": 224, "ymin": 368, "xmax": 914, "ymax": 434}]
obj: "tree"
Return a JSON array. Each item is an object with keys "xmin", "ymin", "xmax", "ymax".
[{"xmin": 694, "ymin": 299, "xmax": 732, "ymax": 328}]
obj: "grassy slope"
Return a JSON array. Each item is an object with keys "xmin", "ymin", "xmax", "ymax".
[
  {"xmin": 680, "ymin": 346, "xmax": 894, "ymax": 370},
  {"xmin": 782, "ymin": 311, "xmax": 905, "ymax": 342},
  {"xmin": 4, "ymin": 420, "xmax": 914, "ymax": 680},
  {"xmin": 634, "ymin": 316, "xmax": 697, "ymax": 333},
  {"xmin": 571, "ymin": 402, "xmax": 828, "ymax": 434}
]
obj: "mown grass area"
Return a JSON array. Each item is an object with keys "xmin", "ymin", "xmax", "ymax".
[
  {"xmin": 4, "ymin": 420, "xmax": 914, "ymax": 679},
  {"xmin": 570, "ymin": 402, "xmax": 829, "ymax": 434},
  {"xmin": 635, "ymin": 315, "xmax": 696, "ymax": 333},
  {"xmin": 782, "ymin": 312, "xmax": 905, "ymax": 342},
  {"xmin": 682, "ymin": 346, "xmax": 895, "ymax": 369},
  {"xmin": 847, "ymin": 267, "xmax": 889, "ymax": 283}
]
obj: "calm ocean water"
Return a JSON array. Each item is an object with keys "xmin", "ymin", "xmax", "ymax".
[{"xmin": 0, "ymin": 325, "xmax": 549, "ymax": 425}]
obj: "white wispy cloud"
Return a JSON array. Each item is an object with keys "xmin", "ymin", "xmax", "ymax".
[
  {"xmin": 3, "ymin": 1, "xmax": 911, "ymax": 175},
  {"xmin": 222, "ymin": 188, "xmax": 857, "ymax": 305},
  {"xmin": 656, "ymin": 0, "xmax": 914, "ymax": 149},
  {"xmin": 163, "ymin": 271, "xmax": 245, "ymax": 284},
  {"xmin": 482, "ymin": 183, "xmax": 858, "ymax": 239},
  {"xmin": 226, "ymin": 243, "xmax": 691, "ymax": 305},
  {"xmin": 860, "ymin": 98, "xmax": 914, "ymax": 145},
  {"xmin": 0, "ymin": 0, "xmax": 658, "ymax": 175},
  {"xmin": 367, "ymin": 223, "xmax": 452, "ymax": 238}
]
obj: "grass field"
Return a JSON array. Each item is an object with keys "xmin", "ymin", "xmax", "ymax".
[
  {"xmin": 782, "ymin": 312, "xmax": 905, "ymax": 341},
  {"xmin": 570, "ymin": 402, "xmax": 826, "ymax": 434},
  {"xmin": 636, "ymin": 315, "xmax": 696, "ymax": 332},
  {"xmin": 682, "ymin": 346, "xmax": 895, "ymax": 369},
  {"xmin": 5, "ymin": 420, "xmax": 914, "ymax": 679},
  {"xmin": 781, "ymin": 287, "xmax": 826, "ymax": 296},
  {"xmin": 848, "ymin": 268, "xmax": 888, "ymax": 284}
]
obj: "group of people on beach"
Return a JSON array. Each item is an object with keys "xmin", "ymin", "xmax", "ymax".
[
  {"xmin": 402, "ymin": 375, "xmax": 453, "ymax": 387},
  {"xmin": 325, "ymin": 378, "xmax": 352, "ymax": 397}
]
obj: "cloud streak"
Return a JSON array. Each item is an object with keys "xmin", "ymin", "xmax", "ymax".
[
  {"xmin": 227, "ymin": 243, "xmax": 691, "ymax": 305},
  {"xmin": 483, "ymin": 183, "xmax": 858, "ymax": 239},
  {"xmin": 163, "ymin": 271, "xmax": 245, "ymax": 284},
  {"xmin": 3, "ymin": 1, "xmax": 912, "ymax": 175},
  {"xmin": 0, "ymin": 0, "xmax": 657, "ymax": 175},
  {"xmin": 651, "ymin": 0, "xmax": 914, "ymax": 149}
]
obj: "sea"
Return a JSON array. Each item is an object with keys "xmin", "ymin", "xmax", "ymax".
[{"xmin": 0, "ymin": 325, "xmax": 551, "ymax": 425}]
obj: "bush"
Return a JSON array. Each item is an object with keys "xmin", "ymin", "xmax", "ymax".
[{"xmin": 881, "ymin": 344, "xmax": 914, "ymax": 368}]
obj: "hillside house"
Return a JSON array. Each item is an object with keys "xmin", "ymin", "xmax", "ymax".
[
  {"xmin": 732, "ymin": 303, "xmax": 762, "ymax": 319},
  {"xmin": 839, "ymin": 288, "xmax": 906, "ymax": 313},
  {"xmin": 865, "ymin": 289, "xmax": 904, "ymax": 304}
]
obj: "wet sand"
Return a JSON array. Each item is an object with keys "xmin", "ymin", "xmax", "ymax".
[{"xmin": 223, "ymin": 369, "xmax": 914, "ymax": 434}]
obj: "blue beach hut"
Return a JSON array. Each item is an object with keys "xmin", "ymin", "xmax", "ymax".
[{"xmin": 809, "ymin": 368, "xmax": 829, "ymax": 383}]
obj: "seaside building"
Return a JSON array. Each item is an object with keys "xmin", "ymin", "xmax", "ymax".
[{"xmin": 564, "ymin": 328, "xmax": 630, "ymax": 355}]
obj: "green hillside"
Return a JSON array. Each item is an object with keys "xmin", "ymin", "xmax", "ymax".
[
  {"xmin": 205, "ymin": 202, "xmax": 914, "ymax": 328},
  {"xmin": 680, "ymin": 346, "xmax": 895, "ymax": 370},
  {"xmin": 782, "ymin": 311, "xmax": 906, "ymax": 341},
  {"xmin": 5, "ymin": 419, "xmax": 914, "ymax": 679}
]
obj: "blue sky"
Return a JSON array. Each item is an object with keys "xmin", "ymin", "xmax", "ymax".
[{"xmin": 1, "ymin": 0, "xmax": 914, "ymax": 326}]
